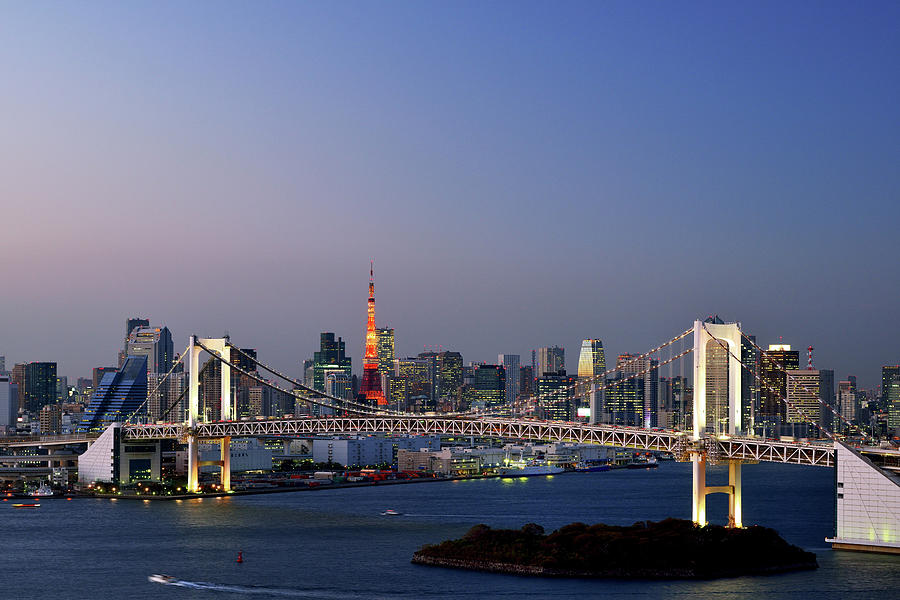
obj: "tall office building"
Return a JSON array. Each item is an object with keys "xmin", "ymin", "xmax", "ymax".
[
  {"xmin": 740, "ymin": 335, "xmax": 760, "ymax": 434},
  {"xmin": 472, "ymin": 365, "xmax": 505, "ymax": 410},
  {"xmin": 519, "ymin": 366, "xmax": 533, "ymax": 399},
  {"xmin": 122, "ymin": 317, "xmax": 150, "ymax": 367},
  {"xmin": 604, "ymin": 372, "xmax": 643, "ymax": 426},
  {"xmin": 0, "ymin": 356, "xmax": 5, "ymax": 375},
  {"xmin": 838, "ymin": 380, "xmax": 858, "ymax": 431},
  {"xmin": 0, "ymin": 375, "xmax": 14, "ymax": 430},
  {"xmin": 498, "ymin": 354, "xmax": 520, "ymax": 406},
  {"xmin": 884, "ymin": 366, "xmax": 900, "ymax": 434},
  {"xmin": 126, "ymin": 326, "xmax": 174, "ymax": 376},
  {"xmin": 616, "ymin": 354, "xmax": 659, "ymax": 428},
  {"xmin": 705, "ymin": 342, "xmax": 730, "ymax": 435},
  {"xmin": 535, "ymin": 372, "xmax": 574, "ymax": 421},
  {"xmin": 759, "ymin": 344, "xmax": 800, "ymax": 435},
  {"xmin": 395, "ymin": 357, "xmax": 435, "ymax": 411},
  {"xmin": 786, "ymin": 368, "xmax": 821, "ymax": 436},
  {"xmin": 11, "ymin": 363, "xmax": 26, "ymax": 411},
  {"xmin": 93, "ymin": 367, "xmax": 118, "ymax": 389},
  {"xmin": 536, "ymin": 346, "xmax": 565, "ymax": 377},
  {"xmin": 576, "ymin": 339, "xmax": 606, "ymax": 420},
  {"xmin": 818, "ymin": 369, "xmax": 835, "ymax": 431},
  {"xmin": 376, "ymin": 328, "xmax": 395, "ymax": 378},
  {"xmin": 312, "ymin": 333, "xmax": 352, "ymax": 392},
  {"xmin": 23, "ymin": 362, "xmax": 58, "ymax": 413},
  {"xmin": 77, "ymin": 356, "xmax": 148, "ymax": 433},
  {"xmin": 435, "ymin": 351, "xmax": 463, "ymax": 404}
]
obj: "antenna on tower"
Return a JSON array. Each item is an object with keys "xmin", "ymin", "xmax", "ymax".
[{"xmin": 807, "ymin": 346, "xmax": 814, "ymax": 370}]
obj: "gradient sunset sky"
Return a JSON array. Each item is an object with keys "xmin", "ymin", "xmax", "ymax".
[{"xmin": 1, "ymin": 2, "xmax": 898, "ymax": 387}]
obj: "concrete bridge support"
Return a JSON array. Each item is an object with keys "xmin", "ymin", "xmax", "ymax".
[{"xmin": 692, "ymin": 454, "xmax": 743, "ymax": 528}]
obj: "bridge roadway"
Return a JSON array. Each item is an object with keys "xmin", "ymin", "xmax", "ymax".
[{"xmin": 122, "ymin": 417, "xmax": 835, "ymax": 468}]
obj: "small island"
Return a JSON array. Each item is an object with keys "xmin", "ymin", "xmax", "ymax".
[{"xmin": 412, "ymin": 518, "xmax": 817, "ymax": 579}]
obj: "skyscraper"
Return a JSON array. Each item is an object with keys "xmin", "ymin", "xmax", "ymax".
[
  {"xmin": 759, "ymin": 344, "xmax": 800, "ymax": 436},
  {"xmin": 498, "ymin": 354, "xmax": 520, "ymax": 406},
  {"xmin": 838, "ymin": 380, "xmax": 858, "ymax": 431},
  {"xmin": 473, "ymin": 364, "xmax": 505, "ymax": 410},
  {"xmin": 786, "ymin": 368, "xmax": 821, "ymax": 436},
  {"xmin": 126, "ymin": 326, "xmax": 174, "ymax": 375},
  {"xmin": 23, "ymin": 362, "xmax": 57, "ymax": 413},
  {"xmin": 376, "ymin": 328, "xmax": 395, "ymax": 378},
  {"xmin": 312, "ymin": 333, "xmax": 352, "ymax": 392},
  {"xmin": 537, "ymin": 346, "xmax": 565, "ymax": 377},
  {"xmin": 576, "ymin": 339, "xmax": 606, "ymax": 421},
  {"xmin": 77, "ymin": 356, "xmax": 148, "ymax": 433},
  {"xmin": 359, "ymin": 263, "xmax": 386, "ymax": 406},
  {"xmin": 884, "ymin": 366, "xmax": 900, "ymax": 434}
]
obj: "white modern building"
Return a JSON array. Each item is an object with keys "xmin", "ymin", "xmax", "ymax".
[
  {"xmin": 826, "ymin": 443, "xmax": 900, "ymax": 554},
  {"xmin": 312, "ymin": 435, "xmax": 440, "ymax": 467}
]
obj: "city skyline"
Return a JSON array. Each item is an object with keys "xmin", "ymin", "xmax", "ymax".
[{"xmin": 2, "ymin": 3, "xmax": 898, "ymax": 386}]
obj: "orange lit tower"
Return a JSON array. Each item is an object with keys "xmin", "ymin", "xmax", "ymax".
[{"xmin": 360, "ymin": 262, "xmax": 387, "ymax": 406}]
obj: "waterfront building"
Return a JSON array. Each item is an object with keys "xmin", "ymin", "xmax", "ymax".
[
  {"xmin": 359, "ymin": 263, "xmax": 386, "ymax": 406},
  {"xmin": 473, "ymin": 364, "xmax": 505, "ymax": 410},
  {"xmin": 23, "ymin": 362, "xmax": 58, "ymax": 413},
  {"xmin": 397, "ymin": 448, "xmax": 480, "ymax": 476},
  {"xmin": 313, "ymin": 435, "xmax": 440, "ymax": 468},
  {"xmin": 498, "ymin": 354, "xmax": 520, "ymax": 406},
  {"xmin": 77, "ymin": 356, "xmax": 148, "ymax": 433},
  {"xmin": 537, "ymin": 346, "xmax": 565, "ymax": 377},
  {"xmin": 312, "ymin": 333, "xmax": 352, "ymax": 393}
]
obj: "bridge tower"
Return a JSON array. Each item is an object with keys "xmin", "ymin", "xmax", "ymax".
[
  {"xmin": 186, "ymin": 336, "xmax": 232, "ymax": 493},
  {"xmin": 691, "ymin": 319, "xmax": 743, "ymax": 527}
]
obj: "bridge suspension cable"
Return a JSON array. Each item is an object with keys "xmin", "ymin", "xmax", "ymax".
[
  {"xmin": 476, "ymin": 328, "xmax": 694, "ymax": 418},
  {"xmin": 124, "ymin": 344, "xmax": 191, "ymax": 424},
  {"xmin": 227, "ymin": 346, "xmax": 406, "ymax": 416},
  {"xmin": 735, "ymin": 329, "xmax": 868, "ymax": 440},
  {"xmin": 701, "ymin": 323, "xmax": 865, "ymax": 442},
  {"xmin": 195, "ymin": 341, "xmax": 396, "ymax": 417}
]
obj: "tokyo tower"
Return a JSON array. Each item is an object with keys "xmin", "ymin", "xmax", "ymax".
[{"xmin": 359, "ymin": 261, "xmax": 386, "ymax": 406}]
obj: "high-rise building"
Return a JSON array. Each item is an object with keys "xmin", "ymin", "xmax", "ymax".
[
  {"xmin": 616, "ymin": 354, "xmax": 658, "ymax": 428},
  {"xmin": 818, "ymin": 369, "xmax": 835, "ymax": 431},
  {"xmin": 359, "ymin": 263, "xmax": 386, "ymax": 406},
  {"xmin": 23, "ymin": 362, "xmax": 58, "ymax": 413},
  {"xmin": 126, "ymin": 326, "xmax": 174, "ymax": 375},
  {"xmin": 312, "ymin": 333, "xmax": 352, "ymax": 392},
  {"xmin": 519, "ymin": 366, "xmax": 533, "ymax": 400},
  {"xmin": 740, "ymin": 334, "xmax": 760, "ymax": 434},
  {"xmin": 838, "ymin": 380, "xmax": 858, "ymax": 431},
  {"xmin": 604, "ymin": 372, "xmax": 643, "ymax": 426},
  {"xmin": 0, "ymin": 375, "xmax": 15, "ymax": 430},
  {"xmin": 576, "ymin": 340, "xmax": 606, "ymax": 421},
  {"xmin": 498, "ymin": 354, "xmax": 520, "ymax": 406},
  {"xmin": 396, "ymin": 357, "xmax": 435, "ymax": 411},
  {"xmin": 0, "ymin": 356, "xmax": 5, "ymax": 375},
  {"xmin": 884, "ymin": 366, "xmax": 900, "ymax": 434},
  {"xmin": 537, "ymin": 346, "xmax": 565, "ymax": 377},
  {"xmin": 435, "ymin": 351, "xmax": 463, "ymax": 405},
  {"xmin": 376, "ymin": 328, "xmax": 395, "ymax": 378},
  {"xmin": 93, "ymin": 367, "xmax": 118, "ymax": 389},
  {"xmin": 77, "ymin": 356, "xmax": 148, "ymax": 432},
  {"xmin": 759, "ymin": 344, "xmax": 800, "ymax": 435},
  {"xmin": 786, "ymin": 369, "xmax": 821, "ymax": 437},
  {"xmin": 705, "ymin": 342, "xmax": 730, "ymax": 435},
  {"xmin": 11, "ymin": 363, "xmax": 26, "ymax": 411},
  {"xmin": 473, "ymin": 364, "xmax": 505, "ymax": 410}
]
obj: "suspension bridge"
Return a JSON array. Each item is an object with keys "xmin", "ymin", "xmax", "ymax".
[{"xmin": 67, "ymin": 317, "xmax": 900, "ymax": 552}]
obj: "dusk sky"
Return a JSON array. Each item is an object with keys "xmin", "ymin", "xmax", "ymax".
[{"xmin": 1, "ymin": 2, "xmax": 898, "ymax": 387}]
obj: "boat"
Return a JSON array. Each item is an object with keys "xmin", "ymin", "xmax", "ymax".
[
  {"xmin": 381, "ymin": 509, "xmax": 402, "ymax": 516},
  {"xmin": 574, "ymin": 462, "xmax": 610, "ymax": 473},
  {"xmin": 12, "ymin": 503, "xmax": 40, "ymax": 508},
  {"xmin": 148, "ymin": 574, "xmax": 177, "ymax": 585},
  {"xmin": 626, "ymin": 458, "xmax": 659, "ymax": 469},
  {"xmin": 30, "ymin": 484, "xmax": 54, "ymax": 497},
  {"xmin": 498, "ymin": 464, "xmax": 565, "ymax": 478}
]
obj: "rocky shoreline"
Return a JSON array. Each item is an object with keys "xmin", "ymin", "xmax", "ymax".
[{"xmin": 411, "ymin": 519, "xmax": 818, "ymax": 580}]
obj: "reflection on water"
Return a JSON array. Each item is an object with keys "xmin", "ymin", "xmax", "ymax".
[{"xmin": 3, "ymin": 462, "xmax": 898, "ymax": 599}]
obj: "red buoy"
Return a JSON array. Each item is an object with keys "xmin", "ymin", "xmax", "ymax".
[{"xmin": 237, "ymin": 551, "xmax": 243, "ymax": 563}]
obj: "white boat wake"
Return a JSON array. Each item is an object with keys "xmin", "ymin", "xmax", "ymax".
[{"xmin": 150, "ymin": 575, "xmax": 398, "ymax": 599}]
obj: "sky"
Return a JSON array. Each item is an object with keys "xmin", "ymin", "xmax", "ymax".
[{"xmin": 1, "ymin": 2, "xmax": 898, "ymax": 387}]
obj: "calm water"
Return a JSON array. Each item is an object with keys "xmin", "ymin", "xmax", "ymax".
[{"xmin": 3, "ymin": 462, "xmax": 897, "ymax": 599}]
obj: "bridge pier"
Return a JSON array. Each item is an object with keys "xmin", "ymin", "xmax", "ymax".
[
  {"xmin": 692, "ymin": 454, "xmax": 743, "ymax": 528},
  {"xmin": 187, "ymin": 434, "xmax": 200, "ymax": 493},
  {"xmin": 220, "ymin": 436, "xmax": 231, "ymax": 492}
]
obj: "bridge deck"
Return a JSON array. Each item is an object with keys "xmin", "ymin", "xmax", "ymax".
[{"xmin": 121, "ymin": 417, "xmax": 835, "ymax": 467}]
